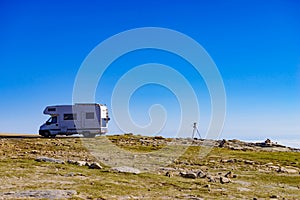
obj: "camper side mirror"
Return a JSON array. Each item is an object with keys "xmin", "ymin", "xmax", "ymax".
[{"xmin": 46, "ymin": 121, "xmax": 51, "ymax": 125}]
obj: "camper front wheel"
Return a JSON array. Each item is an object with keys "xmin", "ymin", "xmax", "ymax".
[{"xmin": 43, "ymin": 131, "xmax": 50, "ymax": 138}]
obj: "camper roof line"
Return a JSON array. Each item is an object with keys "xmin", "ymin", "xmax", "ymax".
[{"xmin": 74, "ymin": 103, "xmax": 103, "ymax": 106}]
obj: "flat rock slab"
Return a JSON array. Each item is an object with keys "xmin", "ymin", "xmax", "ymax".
[
  {"xmin": 111, "ymin": 166, "xmax": 141, "ymax": 174},
  {"xmin": 0, "ymin": 190, "xmax": 76, "ymax": 199},
  {"xmin": 35, "ymin": 156, "xmax": 65, "ymax": 164}
]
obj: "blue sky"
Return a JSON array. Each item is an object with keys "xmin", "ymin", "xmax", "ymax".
[{"xmin": 0, "ymin": 0, "xmax": 299, "ymax": 144}]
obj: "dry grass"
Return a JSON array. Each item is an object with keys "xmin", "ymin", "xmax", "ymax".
[{"xmin": 0, "ymin": 135, "xmax": 299, "ymax": 199}]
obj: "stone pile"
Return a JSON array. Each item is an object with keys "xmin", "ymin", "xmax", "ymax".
[{"xmin": 162, "ymin": 168, "xmax": 237, "ymax": 184}]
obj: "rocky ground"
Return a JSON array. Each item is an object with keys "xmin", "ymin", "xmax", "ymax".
[{"xmin": 0, "ymin": 134, "xmax": 299, "ymax": 199}]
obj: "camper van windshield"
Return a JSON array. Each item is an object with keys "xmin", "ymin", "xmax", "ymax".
[{"xmin": 47, "ymin": 116, "xmax": 57, "ymax": 124}]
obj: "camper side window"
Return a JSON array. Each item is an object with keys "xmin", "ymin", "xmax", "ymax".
[
  {"xmin": 64, "ymin": 114, "xmax": 77, "ymax": 120},
  {"xmin": 86, "ymin": 112, "xmax": 94, "ymax": 119},
  {"xmin": 48, "ymin": 108, "xmax": 56, "ymax": 112}
]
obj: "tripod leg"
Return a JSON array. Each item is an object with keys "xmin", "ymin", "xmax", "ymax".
[{"xmin": 196, "ymin": 129, "xmax": 201, "ymax": 139}]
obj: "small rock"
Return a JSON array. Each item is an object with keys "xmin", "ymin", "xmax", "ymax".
[
  {"xmin": 219, "ymin": 139, "xmax": 227, "ymax": 147},
  {"xmin": 220, "ymin": 177, "xmax": 231, "ymax": 184},
  {"xmin": 180, "ymin": 172, "xmax": 197, "ymax": 179},
  {"xmin": 221, "ymin": 159, "xmax": 234, "ymax": 163},
  {"xmin": 265, "ymin": 139, "xmax": 272, "ymax": 144},
  {"xmin": 244, "ymin": 160, "xmax": 255, "ymax": 165},
  {"xmin": 224, "ymin": 171, "xmax": 235, "ymax": 178},
  {"xmin": 89, "ymin": 162, "xmax": 102, "ymax": 169},
  {"xmin": 197, "ymin": 170, "xmax": 206, "ymax": 178},
  {"xmin": 207, "ymin": 176, "xmax": 218, "ymax": 183},
  {"xmin": 270, "ymin": 194, "xmax": 278, "ymax": 199},
  {"xmin": 30, "ymin": 150, "xmax": 39, "ymax": 154},
  {"xmin": 165, "ymin": 171, "xmax": 172, "ymax": 177}
]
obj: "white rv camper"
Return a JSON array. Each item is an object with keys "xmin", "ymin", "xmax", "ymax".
[{"xmin": 39, "ymin": 103, "xmax": 110, "ymax": 137}]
